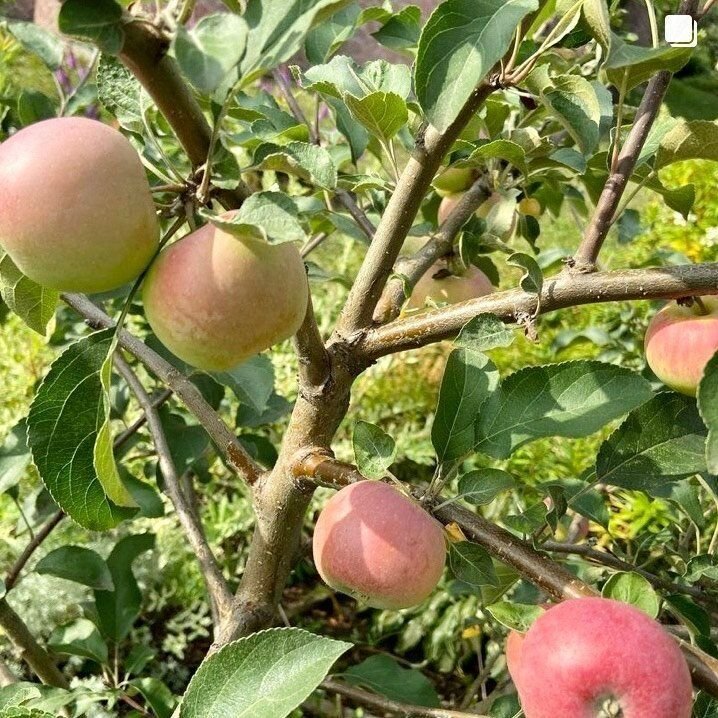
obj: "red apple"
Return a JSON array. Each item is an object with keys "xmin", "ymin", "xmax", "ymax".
[
  {"xmin": 508, "ymin": 598, "xmax": 692, "ymax": 718},
  {"xmin": 645, "ymin": 296, "xmax": 718, "ymax": 396},
  {"xmin": 312, "ymin": 481, "xmax": 447, "ymax": 610},
  {"xmin": 408, "ymin": 262, "xmax": 493, "ymax": 310}
]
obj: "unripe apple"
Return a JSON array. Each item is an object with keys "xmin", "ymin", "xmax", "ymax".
[
  {"xmin": 312, "ymin": 480, "xmax": 447, "ymax": 610},
  {"xmin": 143, "ymin": 215, "xmax": 308, "ymax": 371},
  {"xmin": 437, "ymin": 194, "xmax": 462, "ymax": 226},
  {"xmin": 645, "ymin": 297, "xmax": 718, "ymax": 396},
  {"xmin": 518, "ymin": 197, "xmax": 542, "ymax": 217},
  {"xmin": 408, "ymin": 262, "xmax": 493, "ymax": 310},
  {"xmin": 432, "ymin": 167, "xmax": 475, "ymax": 197},
  {"xmin": 507, "ymin": 598, "xmax": 692, "ymax": 718},
  {"xmin": 0, "ymin": 117, "xmax": 159, "ymax": 293}
]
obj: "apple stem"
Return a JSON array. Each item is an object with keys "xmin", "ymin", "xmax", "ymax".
[{"xmin": 693, "ymin": 295, "xmax": 710, "ymax": 315}]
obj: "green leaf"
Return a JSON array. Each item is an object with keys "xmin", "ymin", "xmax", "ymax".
[
  {"xmin": 582, "ymin": 0, "xmax": 611, "ymax": 54},
  {"xmin": 0, "ymin": 253, "xmax": 58, "ymax": 335},
  {"xmin": 48, "ymin": 618, "xmax": 108, "ymax": 664},
  {"xmin": 432, "ymin": 348, "xmax": 499, "ymax": 463},
  {"xmin": 507, "ymin": 252, "xmax": 543, "ymax": 296},
  {"xmin": 448, "ymin": 541, "xmax": 499, "ymax": 587},
  {"xmin": 475, "ymin": 361, "xmax": 653, "ymax": 459},
  {"xmin": 486, "ymin": 602, "xmax": 544, "ymax": 632},
  {"xmin": 180, "ymin": 627, "xmax": 351, "ymax": 718},
  {"xmin": 214, "ymin": 354, "xmax": 275, "ymax": 413},
  {"xmin": 344, "ymin": 91, "xmax": 408, "ymax": 143},
  {"xmin": 372, "ymin": 5, "xmax": 422, "ymax": 52},
  {"xmin": 305, "ymin": 3, "xmax": 361, "ymax": 63},
  {"xmin": 252, "ymin": 141, "xmax": 337, "ymax": 189},
  {"xmin": 94, "ymin": 533, "xmax": 155, "ymax": 642},
  {"xmin": 596, "ymin": 392, "xmax": 708, "ymax": 490},
  {"xmin": 36, "ymin": 546, "xmax": 114, "ymax": 591},
  {"xmin": 6, "ymin": 21, "xmax": 64, "ymax": 70},
  {"xmin": 656, "ymin": 120, "xmax": 718, "ymax": 169},
  {"xmin": 16, "ymin": 90, "xmax": 55, "ymax": 126},
  {"xmin": 456, "ymin": 314, "xmax": 515, "ymax": 353},
  {"xmin": 0, "ymin": 709, "xmax": 55, "ymax": 718},
  {"xmin": 58, "ymin": 0, "xmax": 124, "ymax": 55},
  {"xmin": 698, "ymin": 352, "xmax": 718, "ymax": 475},
  {"xmin": 129, "ymin": 678, "xmax": 176, "ymax": 718},
  {"xmin": 415, "ymin": 0, "xmax": 538, "ymax": 133},
  {"xmin": 96, "ymin": 54, "xmax": 143, "ymax": 130},
  {"xmin": 0, "ymin": 421, "xmax": 31, "ymax": 495},
  {"xmin": 459, "ymin": 139, "xmax": 528, "ymax": 175},
  {"xmin": 457, "ymin": 468, "xmax": 515, "ymax": 505},
  {"xmin": 605, "ymin": 35, "xmax": 692, "ymax": 91},
  {"xmin": 173, "ymin": 13, "xmax": 248, "ymax": 94},
  {"xmin": 27, "ymin": 330, "xmax": 135, "ymax": 530},
  {"xmin": 344, "ymin": 655, "xmax": 439, "ymax": 707},
  {"xmin": 602, "ymin": 572, "xmax": 660, "ymax": 618},
  {"xmin": 202, "ymin": 191, "xmax": 306, "ymax": 244},
  {"xmin": 665, "ymin": 594, "xmax": 711, "ymax": 637},
  {"xmin": 353, "ymin": 421, "xmax": 396, "ymax": 480}
]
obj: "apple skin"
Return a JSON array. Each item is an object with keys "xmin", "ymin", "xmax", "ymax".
[
  {"xmin": 518, "ymin": 197, "xmax": 542, "ymax": 217},
  {"xmin": 437, "ymin": 194, "xmax": 462, "ymax": 225},
  {"xmin": 0, "ymin": 117, "xmax": 159, "ymax": 293},
  {"xmin": 408, "ymin": 262, "xmax": 493, "ymax": 310},
  {"xmin": 143, "ymin": 215, "xmax": 308, "ymax": 372},
  {"xmin": 312, "ymin": 480, "xmax": 447, "ymax": 610},
  {"xmin": 645, "ymin": 296, "xmax": 718, "ymax": 396},
  {"xmin": 433, "ymin": 167, "xmax": 475, "ymax": 197},
  {"xmin": 508, "ymin": 598, "xmax": 692, "ymax": 718}
]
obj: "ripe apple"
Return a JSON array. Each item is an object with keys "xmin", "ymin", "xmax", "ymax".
[
  {"xmin": 432, "ymin": 167, "xmax": 475, "ymax": 197},
  {"xmin": 143, "ymin": 214, "xmax": 308, "ymax": 371},
  {"xmin": 645, "ymin": 296, "xmax": 718, "ymax": 396},
  {"xmin": 0, "ymin": 117, "xmax": 159, "ymax": 293},
  {"xmin": 507, "ymin": 598, "xmax": 692, "ymax": 718},
  {"xmin": 408, "ymin": 262, "xmax": 493, "ymax": 310},
  {"xmin": 312, "ymin": 480, "xmax": 447, "ymax": 610}
]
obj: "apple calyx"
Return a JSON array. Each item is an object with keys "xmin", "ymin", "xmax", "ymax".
[{"xmin": 596, "ymin": 696, "xmax": 623, "ymax": 718}]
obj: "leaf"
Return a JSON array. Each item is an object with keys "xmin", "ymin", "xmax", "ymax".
[
  {"xmin": 372, "ymin": 5, "xmax": 422, "ymax": 52},
  {"xmin": 16, "ymin": 90, "xmax": 55, "ymax": 126},
  {"xmin": 252, "ymin": 141, "xmax": 337, "ymax": 189},
  {"xmin": 353, "ymin": 421, "xmax": 396, "ymax": 480},
  {"xmin": 96, "ymin": 54, "xmax": 143, "ymax": 130},
  {"xmin": 58, "ymin": 0, "xmax": 124, "ymax": 55},
  {"xmin": 656, "ymin": 120, "xmax": 718, "ymax": 169},
  {"xmin": 507, "ymin": 252, "xmax": 543, "ymax": 296},
  {"xmin": 0, "ymin": 709, "xmax": 55, "ymax": 718},
  {"xmin": 344, "ymin": 655, "xmax": 440, "ymax": 707},
  {"xmin": 344, "ymin": 91, "xmax": 408, "ymax": 143},
  {"xmin": 0, "ymin": 253, "xmax": 58, "ymax": 335},
  {"xmin": 460, "ymin": 139, "xmax": 528, "ymax": 175},
  {"xmin": 582, "ymin": 0, "xmax": 611, "ymax": 54},
  {"xmin": 173, "ymin": 13, "xmax": 248, "ymax": 94},
  {"xmin": 6, "ymin": 21, "xmax": 63, "ymax": 70},
  {"xmin": 305, "ymin": 3, "xmax": 361, "ymax": 63},
  {"xmin": 180, "ymin": 627, "xmax": 351, "ymax": 718},
  {"xmin": 415, "ymin": 0, "xmax": 538, "ymax": 133},
  {"xmin": 698, "ymin": 352, "xmax": 718, "ymax": 475},
  {"xmin": 48, "ymin": 618, "xmax": 108, "ymax": 664},
  {"xmin": 0, "ymin": 421, "xmax": 31, "ymax": 495},
  {"xmin": 129, "ymin": 678, "xmax": 176, "ymax": 718},
  {"xmin": 202, "ymin": 191, "xmax": 306, "ymax": 244},
  {"xmin": 456, "ymin": 314, "xmax": 515, "ymax": 353},
  {"xmin": 94, "ymin": 533, "xmax": 155, "ymax": 642},
  {"xmin": 448, "ymin": 541, "xmax": 499, "ymax": 587},
  {"xmin": 457, "ymin": 468, "xmax": 516, "ymax": 505},
  {"xmin": 475, "ymin": 361, "xmax": 653, "ymax": 459},
  {"xmin": 665, "ymin": 594, "xmax": 711, "ymax": 637},
  {"xmin": 214, "ymin": 355, "xmax": 275, "ymax": 413},
  {"xmin": 432, "ymin": 348, "xmax": 499, "ymax": 463},
  {"xmin": 27, "ymin": 330, "xmax": 135, "ymax": 530},
  {"xmin": 36, "ymin": 546, "xmax": 114, "ymax": 591},
  {"xmin": 486, "ymin": 602, "xmax": 544, "ymax": 632},
  {"xmin": 602, "ymin": 572, "xmax": 660, "ymax": 618},
  {"xmin": 596, "ymin": 392, "xmax": 708, "ymax": 491}
]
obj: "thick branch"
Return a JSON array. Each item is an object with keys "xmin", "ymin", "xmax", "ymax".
[
  {"xmin": 115, "ymin": 356, "xmax": 233, "ymax": 623},
  {"xmin": 118, "ymin": 15, "xmax": 249, "ymax": 208},
  {"xmin": 571, "ymin": 0, "xmax": 701, "ymax": 271},
  {"xmin": 61, "ymin": 293, "xmax": 262, "ymax": 484},
  {"xmin": 374, "ymin": 179, "xmax": 491, "ymax": 323},
  {"xmin": 336, "ymin": 83, "xmax": 496, "ymax": 336},
  {"xmin": 361, "ymin": 262, "xmax": 718, "ymax": 358},
  {"xmin": 321, "ymin": 679, "xmax": 488, "ymax": 718}
]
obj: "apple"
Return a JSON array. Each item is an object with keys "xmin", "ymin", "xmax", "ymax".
[
  {"xmin": 0, "ymin": 117, "xmax": 159, "ymax": 293},
  {"xmin": 312, "ymin": 480, "xmax": 447, "ymax": 610},
  {"xmin": 507, "ymin": 598, "xmax": 692, "ymax": 718},
  {"xmin": 518, "ymin": 197, "xmax": 542, "ymax": 217},
  {"xmin": 432, "ymin": 167, "xmax": 475, "ymax": 197},
  {"xmin": 143, "ymin": 214, "xmax": 308, "ymax": 371},
  {"xmin": 437, "ymin": 194, "xmax": 462, "ymax": 226},
  {"xmin": 644, "ymin": 296, "xmax": 718, "ymax": 396},
  {"xmin": 408, "ymin": 262, "xmax": 494, "ymax": 309}
]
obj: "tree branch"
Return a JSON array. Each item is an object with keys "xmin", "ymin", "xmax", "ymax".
[
  {"xmin": 114, "ymin": 356, "xmax": 233, "ymax": 624},
  {"xmin": 336, "ymin": 83, "xmax": 497, "ymax": 336},
  {"xmin": 294, "ymin": 289, "xmax": 331, "ymax": 390},
  {"xmin": 334, "ymin": 191, "xmax": 376, "ymax": 242},
  {"xmin": 360, "ymin": 262, "xmax": 718, "ymax": 359},
  {"xmin": 374, "ymin": 178, "xmax": 491, "ymax": 323},
  {"xmin": 570, "ymin": 0, "xmax": 702, "ymax": 271},
  {"xmin": 114, "ymin": 388, "xmax": 173, "ymax": 451},
  {"xmin": 61, "ymin": 293, "xmax": 263, "ymax": 485}
]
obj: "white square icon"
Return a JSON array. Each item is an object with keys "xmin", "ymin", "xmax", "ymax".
[{"xmin": 665, "ymin": 14, "xmax": 698, "ymax": 46}]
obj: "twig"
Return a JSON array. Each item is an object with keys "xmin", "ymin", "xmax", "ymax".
[
  {"xmin": 61, "ymin": 293, "xmax": 262, "ymax": 485},
  {"xmin": 114, "ymin": 388, "xmax": 173, "ymax": 451},
  {"xmin": 334, "ymin": 190, "xmax": 376, "ymax": 242},
  {"xmin": 273, "ymin": 68, "xmax": 319, "ymax": 144},
  {"xmin": 301, "ymin": 232, "xmax": 330, "ymax": 258},
  {"xmin": 321, "ymin": 679, "xmax": 488, "ymax": 718},
  {"xmin": 114, "ymin": 356, "xmax": 233, "ymax": 624},
  {"xmin": 360, "ymin": 262, "xmax": 718, "ymax": 359},
  {"xmin": 374, "ymin": 178, "xmax": 490, "ymax": 323},
  {"xmin": 293, "ymin": 289, "xmax": 331, "ymax": 390}
]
